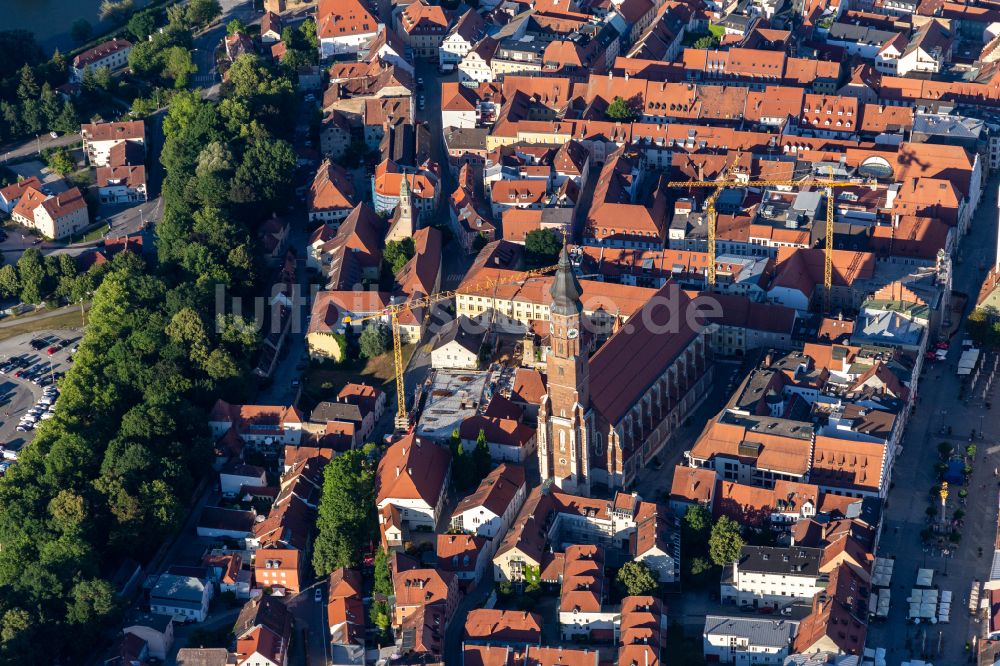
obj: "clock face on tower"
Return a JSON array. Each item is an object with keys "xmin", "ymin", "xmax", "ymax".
[{"xmin": 567, "ymin": 328, "xmax": 579, "ymax": 339}]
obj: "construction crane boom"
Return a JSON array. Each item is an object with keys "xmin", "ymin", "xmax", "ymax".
[
  {"xmin": 344, "ymin": 263, "xmax": 561, "ymax": 430},
  {"xmin": 664, "ymin": 175, "xmax": 875, "ymax": 309}
]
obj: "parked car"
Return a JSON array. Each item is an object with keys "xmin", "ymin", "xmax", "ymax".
[{"xmin": 314, "ymin": 588, "xmax": 323, "ymax": 602}]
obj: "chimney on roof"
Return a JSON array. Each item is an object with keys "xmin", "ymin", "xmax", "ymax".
[{"xmin": 396, "ymin": 466, "xmax": 400, "ymax": 477}]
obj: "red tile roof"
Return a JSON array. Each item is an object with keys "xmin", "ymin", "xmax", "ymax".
[
  {"xmin": 396, "ymin": 226, "xmax": 441, "ymax": 298},
  {"xmin": 588, "ymin": 283, "xmax": 702, "ymax": 425},
  {"xmin": 0, "ymin": 177, "xmax": 42, "ymax": 203},
  {"xmin": 452, "ymin": 463, "xmax": 526, "ymax": 519},
  {"xmin": 317, "ymin": 0, "xmax": 377, "ymax": 39},
  {"xmin": 376, "ymin": 434, "xmax": 451, "ymax": 506},
  {"xmin": 464, "ymin": 609, "xmax": 542, "ymax": 643},
  {"xmin": 669, "ymin": 465, "xmax": 717, "ymax": 505},
  {"xmin": 73, "ymin": 38, "xmax": 132, "ymax": 68}
]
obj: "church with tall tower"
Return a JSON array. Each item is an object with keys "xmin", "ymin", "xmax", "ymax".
[
  {"xmin": 537, "ymin": 247, "xmax": 714, "ymax": 495},
  {"xmin": 537, "ymin": 246, "xmax": 594, "ymax": 495},
  {"xmin": 385, "ymin": 172, "xmax": 415, "ymax": 243}
]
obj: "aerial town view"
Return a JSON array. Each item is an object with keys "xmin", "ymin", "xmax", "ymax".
[{"xmin": 5, "ymin": 0, "xmax": 1000, "ymax": 663}]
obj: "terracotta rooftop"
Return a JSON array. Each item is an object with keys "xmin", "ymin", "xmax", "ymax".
[{"xmin": 376, "ymin": 434, "xmax": 451, "ymax": 506}]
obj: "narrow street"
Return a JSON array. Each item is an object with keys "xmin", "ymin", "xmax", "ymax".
[
  {"xmin": 867, "ymin": 178, "xmax": 999, "ymax": 665},
  {"xmin": 0, "ymin": 132, "xmax": 81, "ymax": 165}
]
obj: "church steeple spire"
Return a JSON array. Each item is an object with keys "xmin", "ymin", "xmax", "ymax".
[{"xmin": 550, "ymin": 245, "xmax": 582, "ymax": 316}]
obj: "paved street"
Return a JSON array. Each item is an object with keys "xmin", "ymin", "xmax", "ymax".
[
  {"xmin": 0, "ymin": 132, "xmax": 81, "ymax": 165},
  {"xmin": 867, "ymin": 178, "xmax": 999, "ymax": 665},
  {"xmin": 287, "ymin": 584, "xmax": 331, "ymax": 666},
  {"xmin": 191, "ymin": 0, "xmax": 259, "ymax": 99}
]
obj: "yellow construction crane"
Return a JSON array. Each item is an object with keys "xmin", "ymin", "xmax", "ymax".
[
  {"xmin": 664, "ymin": 174, "xmax": 874, "ymax": 311},
  {"xmin": 344, "ymin": 263, "xmax": 561, "ymax": 430}
]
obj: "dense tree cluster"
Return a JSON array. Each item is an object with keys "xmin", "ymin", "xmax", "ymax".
[
  {"xmin": 680, "ymin": 504, "xmax": 715, "ymax": 587},
  {"xmin": 384, "ymin": 238, "xmax": 415, "ymax": 275},
  {"xmin": 275, "ymin": 22, "xmax": 321, "ymax": 73},
  {"xmin": 967, "ymin": 307, "xmax": 1000, "ymax": 348},
  {"xmin": 312, "ymin": 449, "xmax": 377, "ymax": 576},
  {"xmin": 127, "ymin": 19, "xmax": 197, "ymax": 90},
  {"xmin": 0, "ymin": 248, "xmax": 104, "ymax": 306},
  {"xmin": 0, "ymin": 50, "xmax": 79, "ymax": 144},
  {"xmin": 524, "ymin": 228, "xmax": 562, "ymax": 268},
  {"xmin": 0, "ymin": 38, "xmax": 300, "ymax": 665}
]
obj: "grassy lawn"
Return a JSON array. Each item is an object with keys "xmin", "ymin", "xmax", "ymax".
[
  {"xmin": 301, "ymin": 344, "xmax": 416, "ymax": 411},
  {"xmin": 72, "ymin": 225, "xmax": 108, "ymax": 244},
  {"xmin": 708, "ymin": 24, "xmax": 726, "ymax": 37},
  {"xmin": 0, "ymin": 309, "xmax": 85, "ymax": 342}
]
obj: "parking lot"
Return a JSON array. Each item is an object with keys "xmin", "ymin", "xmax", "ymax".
[{"xmin": 0, "ymin": 330, "xmax": 80, "ymax": 463}]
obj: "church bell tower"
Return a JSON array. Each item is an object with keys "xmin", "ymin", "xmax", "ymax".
[{"xmin": 537, "ymin": 246, "xmax": 591, "ymax": 494}]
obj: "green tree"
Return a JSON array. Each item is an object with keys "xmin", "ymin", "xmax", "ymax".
[
  {"xmin": 0, "ymin": 265, "xmax": 19, "ymax": 298},
  {"xmin": 51, "ymin": 48, "xmax": 67, "ymax": 75},
  {"xmin": 359, "ymin": 324, "xmax": 391, "ymax": 359},
  {"xmin": 21, "ymin": 98, "xmax": 44, "ymax": 134},
  {"xmin": 39, "ymin": 83, "xmax": 61, "ymax": 129},
  {"xmin": 65, "ymin": 579, "xmax": 116, "ymax": 627},
  {"xmin": 130, "ymin": 95, "xmax": 157, "ymax": 119},
  {"xmin": 52, "ymin": 99, "xmax": 78, "ymax": 134},
  {"xmin": 385, "ymin": 238, "xmax": 415, "ymax": 275},
  {"xmin": 1, "ymin": 608, "xmax": 32, "ymax": 643},
  {"xmin": 616, "ymin": 561, "xmax": 659, "ymax": 597},
  {"xmin": 693, "ymin": 35, "xmax": 719, "ymax": 49},
  {"xmin": 605, "ymin": 95, "xmax": 636, "ymax": 122},
  {"xmin": 128, "ymin": 40, "xmax": 162, "ymax": 78},
  {"xmin": 227, "ymin": 18, "xmax": 247, "ymax": 35},
  {"xmin": 300, "ymin": 19, "xmax": 320, "ymax": 51},
  {"xmin": 230, "ymin": 133, "xmax": 296, "ymax": 205},
  {"xmin": 161, "ymin": 46, "xmax": 197, "ymax": 88},
  {"xmin": 17, "ymin": 64, "xmax": 39, "ymax": 101},
  {"xmin": 70, "ymin": 19, "xmax": 93, "ymax": 45},
  {"xmin": 165, "ymin": 307, "xmax": 211, "ymax": 365},
  {"xmin": 709, "ymin": 516, "xmax": 745, "ymax": 566},
  {"xmin": 186, "ymin": 0, "xmax": 222, "ymax": 26},
  {"xmin": 473, "ymin": 429, "xmax": 491, "ymax": 479},
  {"xmin": 194, "ymin": 141, "xmax": 233, "ymax": 206},
  {"xmin": 374, "ymin": 547, "xmax": 393, "ymax": 596},
  {"xmin": 682, "ymin": 503, "xmax": 712, "ymax": 554},
  {"xmin": 371, "ymin": 600, "xmax": 391, "ymax": 632},
  {"xmin": 1, "ymin": 101, "xmax": 23, "ymax": 139},
  {"xmin": 685, "ymin": 556, "xmax": 714, "ymax": 587},
  {"xmin": 17, "ymin": 248, "xmax": 48, "ymax": 303},
  {"xmin": 167, "ymin": 3, "xmax": 187, "ymax": 25},
  {"xmin": 45, "ymin": 148, "xmax": 75, "ymax": 175},
  {"xmin": 967, "ymin": 307, "xmax": 998, "ymax": 348},
  {"xmin": 313, "ymin": 450, "xmax": 375, "ymax": 575},
  {"xmin": 48, "ymin": 490, "xmax": 87, "ymax": 534},
  {"xmin": 93, "ymin": 66, "xmax": 113, "ymax": 91},
  {"xmin": 524, "ymin": 228, "xmax": 562, "ymax": 268},
  {"xmin": 127, "ymin": 11, "xmax": 157, "ymax": 41}
]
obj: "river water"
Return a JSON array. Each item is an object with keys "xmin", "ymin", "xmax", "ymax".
[{"xmin": 7, "ymin": 0, "xmax": 125, "ymax": 55}]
